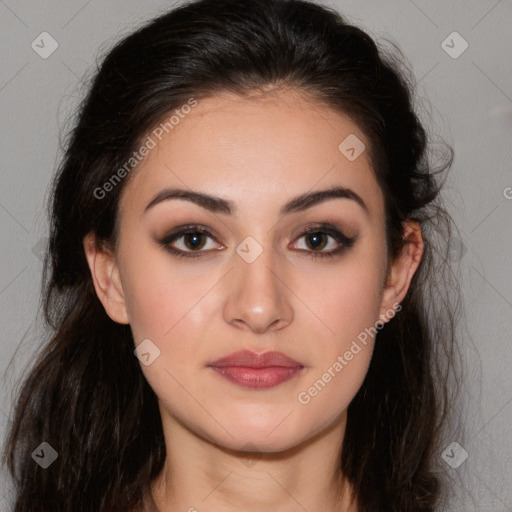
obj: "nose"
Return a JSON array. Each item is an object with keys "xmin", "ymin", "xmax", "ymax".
[{"xmin": 223, "ymin": 244, "xmax": 294, "ymax": 334}]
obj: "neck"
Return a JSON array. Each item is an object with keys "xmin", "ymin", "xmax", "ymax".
[{"xmin": 147, "ymin": 409, "xmax": 357, "ymax": 512}]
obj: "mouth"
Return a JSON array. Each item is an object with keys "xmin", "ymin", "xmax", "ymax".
[{"xmin": 207, "ymin": 350, "xmax": 305, "ymax": 389}]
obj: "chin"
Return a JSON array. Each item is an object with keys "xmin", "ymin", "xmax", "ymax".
[
  {"xmin": 201, "ymin": 416, "xmax": 314, "ymax": 454},
  {"xmin": 218, "ymin": 433, "xmax": 304, "ymax": 455}
]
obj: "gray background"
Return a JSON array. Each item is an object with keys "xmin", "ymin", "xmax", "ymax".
[{"xmin": 1, "ymin": 1, "xmax": 511, "ymax": 510}]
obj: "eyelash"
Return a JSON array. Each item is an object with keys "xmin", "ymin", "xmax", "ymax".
[{"xmin": 158, "ymin": 223, "xmax": 357, "ymax": 261}]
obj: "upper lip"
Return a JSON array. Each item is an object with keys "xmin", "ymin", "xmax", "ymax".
[{"xmin": 208, "ymin": 350, "xmax": 303, "ymax": 368}]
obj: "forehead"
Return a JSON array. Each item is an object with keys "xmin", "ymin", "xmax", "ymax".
[{"xmin": 118, "ymin": 88, "xmax": 384, "ymax": 220}]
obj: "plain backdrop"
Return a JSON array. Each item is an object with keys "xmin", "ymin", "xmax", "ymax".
[{"xmin": 1, "ymin": 1, "xmax": 511, "ymax": 510}]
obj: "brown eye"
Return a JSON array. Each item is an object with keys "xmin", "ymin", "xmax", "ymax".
[
  {"xmin": 159, "ymin": 225, "xmax": 222, "ymax": 259},
  {"xmin": 291, "ymin": 223, "xmax": 357, "ymax": 260},
  {"xmin": 304, "ymin": 232, "xmax": 329, "ymax": 251},
  {"xmin": 182, "ymin": 232, "xmax": 208, "ymax": 251}
]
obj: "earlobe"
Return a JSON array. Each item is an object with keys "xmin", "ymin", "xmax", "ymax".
[
  {"xmin": 379, "ymin": 221, "xmax": 424, "ymax": 321},
  {"xmin": 83, "ymin": 233, "xmax": 130, "ymax": 324}
]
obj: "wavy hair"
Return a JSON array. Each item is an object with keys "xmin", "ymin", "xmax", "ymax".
[{"xmin": 2, "ymin": 0, "xmax": 463, "ymax": 510}]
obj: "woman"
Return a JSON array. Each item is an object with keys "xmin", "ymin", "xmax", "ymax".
[{"xmin": 2, "ymin": 0, "xmax": 462, "ymax": 510}]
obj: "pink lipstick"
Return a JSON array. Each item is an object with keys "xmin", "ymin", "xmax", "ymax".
[{"xmin": 208, "ymin": 350, "xmax": 304, "ymax": 389}]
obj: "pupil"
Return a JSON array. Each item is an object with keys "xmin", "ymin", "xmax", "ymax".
[
  {"xmin": 308, "ymin": 233, "xmax": 325, "ymax": 250},
  {"xmin": 186, "ymin": 233, "xmax": 204, "ymax": 250}
]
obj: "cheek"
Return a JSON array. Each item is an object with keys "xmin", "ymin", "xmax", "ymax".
[
  {"xmin": 291, "ymin": 255, "xmax": 384, "ymax": 417},
  {"xmin": 120, "ymin": 249, "xmax": 224, "ymax": 409},
  {"xmin": 120, "ymin": 243, "xmax": 214, "ymax": 342},
  {"xmin": 295, "ymin": 347, "xmax": 371, "ymax": 440},
  {"xmin": 302, "ymin": 254, "xmax": 385, "ymax": 348},
  {"xmin": 122, "ymin": 256, "xmax": 215, "ymax": 404}
]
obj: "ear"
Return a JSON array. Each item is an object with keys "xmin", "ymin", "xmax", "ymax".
[
  {"xmin": 83, "ymin": 232, "xmax": 129, "ymax": 324},
  {"xmin": 378, "ymin": 220, "xmax": 424, "ymax": 322}
]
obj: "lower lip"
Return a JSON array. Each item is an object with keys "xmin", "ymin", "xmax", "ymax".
[{"xmin": 210, "ymin": 366, "xmax": 303, "ymax": 389}]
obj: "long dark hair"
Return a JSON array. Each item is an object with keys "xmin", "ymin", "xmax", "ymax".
[{"xmin": 2, "ymin": 0, "xmax": 463, "ymax": 510}]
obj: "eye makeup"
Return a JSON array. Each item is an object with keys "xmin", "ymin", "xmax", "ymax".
[{"xmin": 156, "ymin": 221, "xmax": 358, "ymax": 261}]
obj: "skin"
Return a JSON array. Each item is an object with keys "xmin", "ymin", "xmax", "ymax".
[{"xmin": 84, "ymin": 87, "xmax": 423, "ymax": 512}]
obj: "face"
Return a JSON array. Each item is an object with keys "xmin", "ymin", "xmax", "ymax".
[{"xmin": 85, "ymin": 88, "xmax": 417, "ymax": 453}]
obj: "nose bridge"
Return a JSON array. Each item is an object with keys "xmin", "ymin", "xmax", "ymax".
[
  {"xmin": 237, "ymin": 234, "xmax": 279, "ymax": 289},
  {"xmin": 223, "ymin": 233, "xmax": 293, "ymax": 333},
  {"xmin": 235, "ymin": 233, "xmax": 282, "ymax": 305}
]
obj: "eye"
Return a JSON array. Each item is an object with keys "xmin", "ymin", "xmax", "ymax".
[
  {"xmin": 158, "ymin": 225, "xmax": 223, "ymax": 259},
  {"xmin": 158, "ymin": 222, "xmax": 357, "ymax": 260},
  {"xmin": 290, "ymin": 223, "xmax": 357, "ymax": 260}
]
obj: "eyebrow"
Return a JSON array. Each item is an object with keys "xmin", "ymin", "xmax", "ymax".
[{"xmin": 143, "ymin": 185, "xmax": 369, "ymax": 217}]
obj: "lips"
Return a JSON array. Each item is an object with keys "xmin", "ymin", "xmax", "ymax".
[
  {"xmin": 208, "ymin": 350, "xmax": 304, "ymax": 389},
  {"xmin": 209, "ymin": 350, "xmax": 303, "ymax": 368}
]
